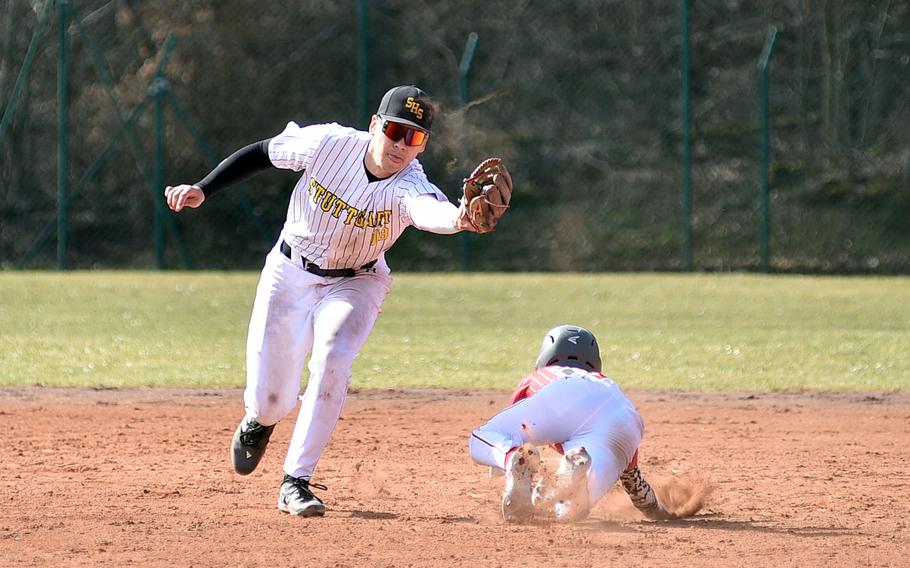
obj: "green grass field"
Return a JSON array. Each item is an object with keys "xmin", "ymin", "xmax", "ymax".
[{"xmin": 0, "ymin": 271, "xmax": 907, "ymax": 391}]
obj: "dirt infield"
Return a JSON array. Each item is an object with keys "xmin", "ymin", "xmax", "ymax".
[{"xmin": 1, "ymin": 387, "xmax": 908, "ymax": 567}]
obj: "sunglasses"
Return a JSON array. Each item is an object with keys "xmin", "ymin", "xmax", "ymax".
[{"xmin": 381, "ymin": 120, "xmax": 428, "ymax": 147}]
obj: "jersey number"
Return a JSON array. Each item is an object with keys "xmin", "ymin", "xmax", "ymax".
[{"xmin": 370, "ymin": 227, "xmax": 390, "ymax": 245}]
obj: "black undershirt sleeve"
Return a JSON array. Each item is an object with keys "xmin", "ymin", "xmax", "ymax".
[{"xmin": 195, "ymin": 138, "xmax": 274, "ymax": 198}]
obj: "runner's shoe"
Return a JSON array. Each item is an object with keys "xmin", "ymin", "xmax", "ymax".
[
  {"xmin": 501, "ymin": 443, "xmax": 541, "ymax": 523},
  {"xmin": 533, "ymin": 447, "xmax": 592, "ymax": 521}
]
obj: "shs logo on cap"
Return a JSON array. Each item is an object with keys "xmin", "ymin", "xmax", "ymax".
[
  {"xmin": 377, "ymin": 86, "xmax": 434, "ymax": 131},
  {"xmin": 405, "ymin": 97, "xmax": 424, "ymax": 120}
]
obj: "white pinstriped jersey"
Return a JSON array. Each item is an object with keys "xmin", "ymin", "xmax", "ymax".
[{"xmin": 268, "ymin": 121, "xmax": 448, "ymax": 269}]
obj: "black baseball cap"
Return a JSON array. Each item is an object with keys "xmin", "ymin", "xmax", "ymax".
[{"xmin": 376, "ymin": 85, "xmax": 434, "ymax": 132}]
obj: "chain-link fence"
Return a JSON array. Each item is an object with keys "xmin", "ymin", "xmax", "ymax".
[{"xmin": 2, "ymin": 0, "xmax": 909, "ymax": 273}]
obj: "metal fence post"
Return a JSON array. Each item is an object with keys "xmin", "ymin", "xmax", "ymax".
[
  {"xmin": 758, "ymin": 26, "xmax": 778, "ymax": 273},
  {"xmin": 153, "ymin": 75, "xmax": 166, "ymax": 269},
  {"xmin": 679, "ymin": 0, "xmax": 692, "ymax": 272},
  {"xmin": 458, "ymin": 32, "xmax": 478, "ymax": 272},
  {"xmin": 57, "ymin": 0, "xmax": 69, "ymax": 270},
  {"xmin": 149, "ymin": 35, "xmax": 192, "ymax": 269},
  {"xmin": 357, "ymin": 0, "xmax": 369, "ymax": 130},
  {"xmin": 0, "ymin": 0, "xmax": 55, "ymax": 148}
]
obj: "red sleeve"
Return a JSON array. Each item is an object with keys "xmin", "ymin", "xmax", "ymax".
[{"xmin": 628, "ymin": 448, "xmax": 639, "ymax": 469}]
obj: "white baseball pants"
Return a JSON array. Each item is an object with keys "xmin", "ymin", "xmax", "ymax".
[
  {"xmin": 243, "ymin": 241, "xmax": 392, "ymax": 479},
  {"xmin": 469, "ymin": 374, "xmax": 644, "ymax": 506}
]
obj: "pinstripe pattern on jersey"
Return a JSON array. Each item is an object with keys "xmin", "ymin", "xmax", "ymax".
[{"xmin": 268, "ymin": 122, "xmax": 447, "ymax": 269}]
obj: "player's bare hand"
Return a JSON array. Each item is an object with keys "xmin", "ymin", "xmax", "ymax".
[{"xmin": 164, "ymin": 184, "xmax": 205, "ymax": 212}]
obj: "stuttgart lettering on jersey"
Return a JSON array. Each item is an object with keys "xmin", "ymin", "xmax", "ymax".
[{"xmin": 308, "ymin": 178, "xmax": 392, "ymax": 229}]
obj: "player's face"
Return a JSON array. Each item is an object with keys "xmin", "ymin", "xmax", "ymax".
[{"xmin": 366, "ymin": 115, "xmax": 427, "ymax": 178}]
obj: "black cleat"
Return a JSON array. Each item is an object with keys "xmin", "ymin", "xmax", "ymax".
[
  {"xmin": 231, "ymin": 417, "xmax": 275, "ymax": 475},
  {"xmin": 277, "ymin": 475, "xmax": 327, "ymax": 517}
]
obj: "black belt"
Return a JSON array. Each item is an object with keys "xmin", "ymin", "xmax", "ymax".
[{"xmin": 280, "ymin": 241, "xmax": 377, "ymax": 277}]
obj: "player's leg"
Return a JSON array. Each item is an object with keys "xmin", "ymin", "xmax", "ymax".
[
  {"xmin": 244, "ymin": 246, "xmax": 322, "ymax": 423},
  {"xmin": 531, "ymin": 445, "xmax": 593, "ymax": 519},
  {"xmin": 549, "ymin": 388, "xmax": 644, "ymax": 520},
  {"xmin": 469, "ymin": 376, "xmax": 595, "ymax": 470},
  {"xmin": 470, "ymin": 376, "xmax": 603, "ymax": 522},
  {"xmin": 469, "ymin": 418, "xmax": 530, "ymax": 471},
  {"xmin": 619, "ymin": 464, "xmax": 670, "ymax": 519},
  {"xmin": 500, "ymin": 442, "xmax": 541, "ymax": 522},
  {"xmin": 232, "ymin": 245, "xmax": 320, "ymax": 475},
  {"xmin": 469, "ymin": 403, "xmax": 546, "ymax": 522},
  {"xmin": 278, "ymin": 270, "xmax": 391, "ymax": 515},
  {"xmin": 470, "ymin": 374, "xmax": 615, "ymax": 475},
  {"xmin": 469, "ymin": 399, "xmax": 562, "ymax": 471}
]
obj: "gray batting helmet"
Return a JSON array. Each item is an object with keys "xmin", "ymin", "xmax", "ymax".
[{"xmin": 534, "ymin": 324, "xmax": 602, "ymax": 372}]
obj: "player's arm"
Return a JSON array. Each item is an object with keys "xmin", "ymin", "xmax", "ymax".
[
  {"xmin": 402, "ymin": 194, "xmax": 466, "ymax": 234},
  {"xmin": 164, "ymin": 138, "xmax": 273, "ymax": 212},
  {"xmin": 619, "ymin": 463, "xmax": 673, "ymax": 520}
]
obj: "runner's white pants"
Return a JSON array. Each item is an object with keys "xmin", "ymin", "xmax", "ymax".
[
  {"xmin": 243, "ymin": 241, "xmax": 392, "ymax": 479},
  {"xmin": 469, "ymin": 375, "xmax": 644, "ymax": 506}
]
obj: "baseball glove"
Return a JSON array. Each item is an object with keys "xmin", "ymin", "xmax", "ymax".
[{"xmin": 457, "ymin": 157, "xmax": 513, "ymax": 233}]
